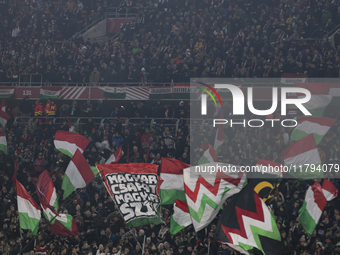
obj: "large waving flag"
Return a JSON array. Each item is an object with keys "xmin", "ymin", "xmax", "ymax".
[
  {"xmin": 62, "ymin": 149, "xmax": 96, "ymax": 199},
  {"xmin": 215, "ymin": 185, "xmax": 284, "ymax": 255},
  {"xmin": 197, "ymin": 145, "xmax": 217, "ymax": 165},
  {"xmin": 0, "ymin": 99, "xmax": 10, "ymax": 127},
  {"xmin": 160, "ymin": 158, "xmax": 190, "ymax": 205},
  {"xmin": 282, "ymin": 134, "xmax": 323, "ymax": 180},
  {"xmin": 0, "ymin": 131, "xmax": 7, "ymax": 154},
  {"xmin": 98, "ymin": 163, "xmax": 163, "ymax": 227},
  {"xmin": 183, "ymin": 163, "xmax": 246, "ymax": 232},
  {"xmin": 105, "ymin": 146, "xmax": 123, "ymax": 164},
  {"xmin": 16, "ymin": 180, "xmax": 41, "ymax": 235},
  {"xmin": 299, "ymin": 179, "xmax": 338, "ymax": 235},
  {"xmin": 296, "ymin": 83, "xmax": 332, "ymax": 116},
  {"xmin": 37, "ymin": 171, "xmax": 79, "ymax": 236},
  {"xmin": 54, "ymin": 131, "xmax": 89, "ymax": 158},
  {"xmin": 290, "ymin": 116, "xmax": 336, "ymax": 145}
]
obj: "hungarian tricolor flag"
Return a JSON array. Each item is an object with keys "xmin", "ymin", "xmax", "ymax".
[
  {"xmin": 54, "ymin": 131, "xmax": 89, "ymax": 158},
  {"xmin": 214, "ymin": 185, "xmax": 284, "ymax": 255},
  {"xmin": 197, "ymin": 145, "xmax": 217, "ymax": 165},
  {"xmin": 0, "ymin": 99, "xmax": 10, "ymax": 127},
  {"xmin": 105, "ymin": 146, "xmax": 123, "ymax": 164},
  {"xmin": 62, "ymin": 149, "xmax": 96, "ymax": 199},
  {"xmin": 16, "ymin": 180, "xmax": 41, "ymax": 235},
  {"xmin": 37, "ymin": 171, "xmax": 79, "ymax": 236},
  {"xmin": 299, "ymin": 179, "xmax": 338, "ymax": 235},
  {"xmin": 290, "ymin": 116, "xmax": 336, "ymax": 145},
  {"xmin": 0, "ymin": 131, "xmax": 7, "ymax": 154},
  {"xmin": 282, "ymin": 134, "xmax": 323, "ymax": 180},
  {"xmin": 159, "ymin": 158, "xmax": 190, "ymax": 205}
]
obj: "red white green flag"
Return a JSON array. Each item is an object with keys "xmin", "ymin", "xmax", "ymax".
[{"xmin": 16, "ymin": 180, "xmax": 41, "ymax": 235}]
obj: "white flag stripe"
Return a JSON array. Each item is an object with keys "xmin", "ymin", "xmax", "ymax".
[
  {"xmin": 329, "ymin": 88, "xmax": 340, "ymax": 97},
  {"xmin": 0, "ymin": 135, "xmax": 6, "ymax": 145},
  {"xmin": 303, "ymin": 95, "xmax": 332, "ymax": 110},
  {"xmin": 305, "ymin": 189, "xmax": 322, "ymax": 223},
  {"xmin": 65, "ymin": 161, "xmax": 86, "ymax": 189},
  {"xmin": 105, "ymin": 154, "xmax": 116, "ymax": 164},
  {"xmin": 322, "ymin": 189, "xmax": 335, "ymax": 201},
  {"xmin": 0, "ymin": 118, "xmax": 6, "ymax": 127},
  {"xmin": 49, "ymin": 188, "xmax": 58, "ymax": 209},
  {"xmin": 284, "ymin": 148, "xmax": 321, "ymax": 167},
  {"xmin": 17, "ymin": 196, "xmax": 41, "ymax": 220},
  {"xmin": 295, "ymin": 121, "xmax": 331, "ymax": 136},
  {"xmin": 172, "ymin": 205, "xmax": 191, "ymax": 227},
  {"xmin": 43, "ymin": 207, "xmax": 68, "ymax": 223},
  {"xmin": 160, "ymin": 174, "xmax": 184, "ymax": 190},
  {"xmin": 54, "ymin": 140, "xmax": 84, "ymax": 155},
  {"xmin": 203, "ymin": 149, "xmax": 214, "ymax": 162}
]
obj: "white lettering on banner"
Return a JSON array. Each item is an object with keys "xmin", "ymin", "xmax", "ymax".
[
  {"xmin": 106, "ymin": 173, "xmax": 161, "ymax": 223},
  {"xmin": 0, "ymin": 89, "xmax": 14, "ymax": 94},
  {"xmin": 173, "ymin": 87, "xmax": 198, "ymax": 93},
  {"xmin": 150, "ymin": 88, "xmax": 172, "ymax": 94},
  {"xmin": 23, "ymin": 90, "xmax": 32, "ymax": 96}
]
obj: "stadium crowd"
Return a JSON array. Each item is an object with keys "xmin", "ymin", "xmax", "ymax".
[
  {"xmin": 1, "ymin": 0, "xmax": 340, "ymax": 254},
  {"xmin": 3, "ymin": 0, "xmax": 340, "ymax": 85},
  {"xmin": 0, "ymin": 97, "xmax": 339, "ymax": 255}
]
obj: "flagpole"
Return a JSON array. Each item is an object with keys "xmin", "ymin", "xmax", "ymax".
[
  {"xmin": 207, "ymin": 239, "xmax": 211, "ymax": 255},
  {"xmin": 18, "ymin": 235, "xmax": 37, "ymax": 254},
  {"xmin": 49, "ymin": 170, "xmax": 104, "ymax": 224},
  {"xmin": 129, "ymin": 228, "xmax": 143, "ymax": 252},
  {"xmin": 141, "ymin": 235, "xmax": 146, "ymax": 255}
]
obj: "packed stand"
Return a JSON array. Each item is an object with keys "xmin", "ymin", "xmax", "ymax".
[
  {"xmin": 2, "ymin": 0, "xmax": 340, "ymax": 85},
  {"xmin": 0, "ymin": 98, "xmax": 339, "ymax": 254},
  {"xmin": 0, "ymin": 0, "xmax": 129, "ymax": 85}
]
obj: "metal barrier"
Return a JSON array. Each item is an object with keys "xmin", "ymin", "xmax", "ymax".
[
  {"xmin": 14, "ymin": 116, "xmax": 31, "ymax": 126},
  {"xmin": 18, "ymin": 74, "xmax": 42, "ymax": 86},
  {"xmin": 77, "ymin": 117, "xmax": 104, "ymax": 134},
  {"xmin": 151, "ymin": 118, "xmax": 178, "ymax": 135},
  {"xmin": 29, "ymin": 117, "xmax": 55, "ymax": 129},
  {"xmin": 125, "ymin": 118, "xmax": 154, "ymax": 130},
  {"xmin": 176, "ymin": 118, "xmax": 204, "ymax": 133}
]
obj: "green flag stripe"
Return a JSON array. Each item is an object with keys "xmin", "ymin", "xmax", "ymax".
[
  {"xmin": 0, "ymin": 144, "xmax": 7, "ymax": 154},
  {"xmin": 160, "ymin": 190, "xmax": 186, "ymax": 205},
  {"xmin": 187, "ymin": 193, "xmax": 220, "ymax": 222},
  {"xmin": 170, "ymin": 216, "xmax": 187, "ymax": 235},
  {"xmin": 298, "ymin": 201, "xmax": 317, "ymax": 235},
  {"xmin": 57, "ymin": 148, "xmax": 73, "ymax": 158},
  {"xmin": 91, "ymin": 166, "xmax": 99, "ymax": 176},
  {"xmin": 197, "ymin": 156, "xmax": 210, "ymax": 165},
  {"xmin": 62, "ymin": 174, "xmax": 75, "ymax": 200},
  {"xmin": 309, "ymin": 108, "xmax": 326, "ymax": 117},
  {"xmin": 290, "ymin": 130, "xmax": 324, "ymax": 145},
  {"xmin": 19, "ymin": 213, "xmax": 40, "ymax": 236}
]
